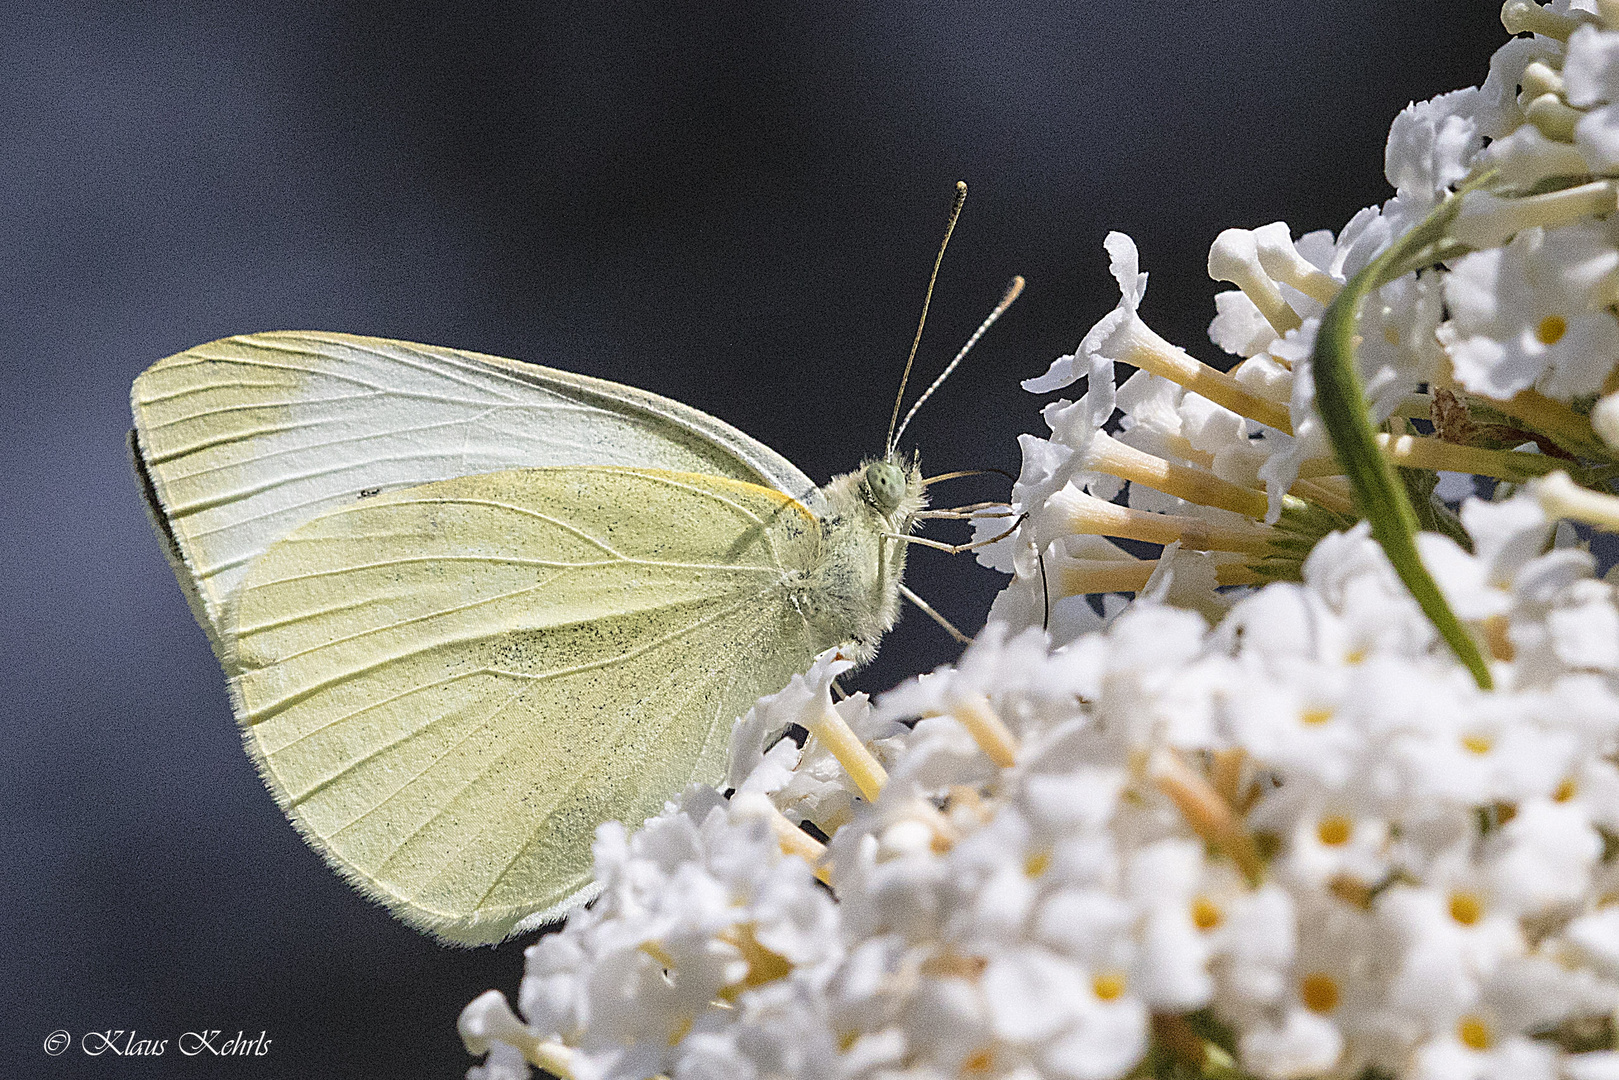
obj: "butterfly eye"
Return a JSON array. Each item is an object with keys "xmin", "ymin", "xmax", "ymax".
[{"xmin": 864, "ymin": 461, "xmax": 906, "ymax": 513}]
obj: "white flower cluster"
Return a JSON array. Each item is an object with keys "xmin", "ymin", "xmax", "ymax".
[
  {"xmin": 978, "ymin": 0, "xmax": 1619, "ymax": 632},
  {"xmin": 460, "ymin": 493, "xmax": 1619, "ymax": 1080},
  {"xmin": 455, "ymin": 7, "xmax": 1619, "ymax": 1079}
]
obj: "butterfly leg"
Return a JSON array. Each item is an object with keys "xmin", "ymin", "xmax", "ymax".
[
  {"xmin": 882, "ymin": 512, "xmax": 1028, "ymax": 555},
  {"xmin": 913, "ymin": 501, "xmax": 1013, "ymax": 520}
]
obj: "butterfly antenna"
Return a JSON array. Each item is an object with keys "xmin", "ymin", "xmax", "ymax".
[
  {"xmin": 886, "ymin": 180, "xmax": 969, "ymax": 459},
  {"xmin": 921, "ymin": 467, "xmax": 1017, "ymax": 487},
  {"xmin": 893, "ymin": 274, "xmax": 1024, "ymax": 449},
  {"xmin": 1037, "ymin": 544, "xmax": 1051, "ymax": 632}
]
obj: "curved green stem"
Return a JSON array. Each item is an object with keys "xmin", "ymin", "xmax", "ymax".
[{"xmin": 1311, "ymin": 200, "xmax": 1493, "ymax": 690}]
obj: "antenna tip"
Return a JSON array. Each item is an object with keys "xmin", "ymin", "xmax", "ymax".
[
  {"xmin": 954, "ymin": 180, "xmax": 967, "ymax": 194},
  {"xmin": 1003, "ymin": 275, "xmax": 1026, "ymax": 303}
]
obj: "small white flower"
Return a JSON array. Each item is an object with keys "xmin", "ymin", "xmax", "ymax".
[
  {"xmin": 1567, "ymin": 1051, "xmax": 1619, "ymax": 1080},
  {"xmin": 1210, "ymin": 287, "xmax": 1280, "ymax": 358},
  {"xmin": 981, "ymin": 532, "xmax": 1132, "ymax": 645},
  {"xmin": 1239, "ymin": 1007, "xmax": 1345, "ymax": 1080},
  {"xmin": 1441, "ymin": 224, "xmax": 1619, "ymax": 401},
  {"xmin": 1023, "ymin": 231, "xmax": 1143, "ymax": 395},
  {"xmin": 726, "ymin": 649, "xmax": 854, "ymax": 793},
  {"xmin": 1385, "ymin": 88, "xmax": 1483, "ymax": 206},
  {"xmin": 468, "ymin": 1041, "xmax": 531, "ymax": 1080},
  {"xmin": 1477, "ymin": 36, "xmax": 1552, "ymax": 140},
  {"xmin": 1410, "ymin": 1031, "xmax": 1559, "ymax": 1080},
  {"xmin": 1475, "ymin": 122, "xmax": 1594, "ymax": 188},
  {"xmin": 1547, "ymin": 578, "xmax": 1619, "ymax": 671},
  {"xmin": 1565, "ymin": 24, "xmax": 1619, "ymax": 170},
  {"xmin": 1485, "ymin": 798, "xmax": 1602, "ymax": 914},
  {"xmin": 460, "ymin": 991, "xmax": 538, "ymax": 1080}
]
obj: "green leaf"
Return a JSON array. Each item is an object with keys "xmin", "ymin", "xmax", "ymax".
[{"xmin": 1310, "ymin": 202, "xmax": 1493, "ymax": 690}]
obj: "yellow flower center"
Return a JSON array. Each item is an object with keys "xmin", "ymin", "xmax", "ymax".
[
  {"xmin": 1461, "ymin": 733, "xmax": 1494, "ymax": 755},
  {"xmin": 1555, "ymin": 777, "xmax": 1578, "ymax": 802},
  {"xmin": 1537, "ymin": 314, "xmax": 1568, "ymax": 345},
  {"xmin": 1300, "ymin": 972, "xmax": 1340, "ymax": 1014},
  {"xmin": 963, "ymin": 1047, "xmax": 995, "ymax": 1073},
  {"xmin": 1457, "ymin": 1014, "xmax": 1493, "ymax": 1050},
  {"xmin": 1299, "ymin": 707, "xmax": 1333, "ymax": 727},
  {"xmin": 1448, "ymin": 891, "xmax": 1483, "ymax": 926},
  {"xmin": 1024, "ymin": 850, "xmax": 1051, "ymax": 878},
  {"xmin": 714, "ymin": 923, "xmax": 793, "ymax": 1003},
  {"xmin": 1316, "ymin": 816, "xmax": 1352, "ymax": 846},
  {"xmin": 1483, "ymin": 613, "xmax": 1515, "ymax": 662},
  {"xmin": 1191, "ymin": 895, "xmax": 1224, "ymax": 931},
  {"xmin": 1092, "ymin": 971, "xmax": 1127, "ymax": 1001}
]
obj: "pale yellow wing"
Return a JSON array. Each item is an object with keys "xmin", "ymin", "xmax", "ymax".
[
  {"xmin": 130, "ymin": 332, "xmax": 817, "ymax": 652},
  {"xmin": 226, "ymin": 466, "xmax": 828, "ymax": 944}
]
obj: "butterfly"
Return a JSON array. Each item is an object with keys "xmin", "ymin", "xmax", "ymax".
[{"xmin": 130, "ymin": 185, "xmax": 1018, "ymax": 944}]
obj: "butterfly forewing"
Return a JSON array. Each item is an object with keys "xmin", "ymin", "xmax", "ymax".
[
  {"xmin": 131, "ymin": 331, "xmax": 817, "ymax": 643},
  {"xmin": 226, "ymin": 467, "xmax": 828, "ymax": 943}
]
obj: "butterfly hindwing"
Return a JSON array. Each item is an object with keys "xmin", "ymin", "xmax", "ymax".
[{"xmin": 225, "ymin": 467, "xmax": 830, "ymax": 943}]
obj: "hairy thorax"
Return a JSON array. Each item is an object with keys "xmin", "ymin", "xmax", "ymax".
[{"xmin": 791, "ymin": 457, "xmax": 927, "ymax": 665}]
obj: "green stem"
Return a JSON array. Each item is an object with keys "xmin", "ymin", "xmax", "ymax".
[{"xmin": 1311, "ymin": 199, "xmax": 1493, "ymax": 690}]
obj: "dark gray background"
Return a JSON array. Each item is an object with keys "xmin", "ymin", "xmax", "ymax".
[{"xmin": 5, "ymin": 2, "xmax": 1504, "ymax": 1077}]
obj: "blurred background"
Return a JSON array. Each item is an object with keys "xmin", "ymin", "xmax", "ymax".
[{"xmin": 3, "ymin": 2, "xmax": 1507, "ymax": 1076}]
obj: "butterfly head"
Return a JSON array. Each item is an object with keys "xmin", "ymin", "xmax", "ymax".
[{"xmin": 858, "ymin": 451, "xmax": 926, "ymax": 528}]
